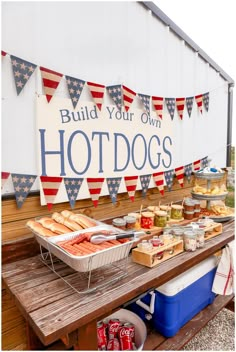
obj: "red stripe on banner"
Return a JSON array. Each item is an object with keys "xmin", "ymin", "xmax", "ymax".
[
  {"xmin": 40, "ymin": 66, "xmax": 63, "ymax": 77},
  {"xmin": 42, "ymin": 78, "xmax": 60, "ymax": 89},
  {"xmin": 40, "ymin": 176, "xmax": 62, "ymax": 183},
  {"xmin": 126, "ymin": 185, "xmax": 137, "ymax": 192},
  {"xmin": 1, "ymin": 50, "xmax": 7, "ymax": 56},
  {"xmin": 124, "ymin": 176, "xmax": 138, "ymax": 181},
  {"xmin": 2, "ymin": 172, "xmax": 10, "ymax": 179},
  {"xmin": 89, "ymin": 188, "xmax": 102, "ymax": 195},
  {"xmin": 87, "ymin": 178, "xmax": 104, "ymax": 183},
  {"xmin": 43, "ymin": 188, "xmax": 59, "ymax": 196},
  {"xmin": 123, "ymin": 85, "xmax": 136, "ymax": 95},
  {"xmin": 87, "ymin": 82, "xmax": 105, "ymax": 88},
  {"xmin": 90, "ymin": 91, "xmax": 104, "ymax": 98},
  {"xmin": 175, "ymin": 166, "xmax": 183, "ymax": 172},
  {"xmin": 153, "ymin": 172, "xmax": 163, "ymax": 177},
  {"xmin": 123, "ymin": 95, "xmax": 133, "ymax": 104},
  {"xmin": 155, "ymin": 179, "xmax": 163, "ymax": 186}
]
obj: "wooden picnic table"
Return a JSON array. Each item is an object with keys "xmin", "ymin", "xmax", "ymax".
[{"xmin": 2, "ymin": 219, "xmax": 234, "ymax": 350}]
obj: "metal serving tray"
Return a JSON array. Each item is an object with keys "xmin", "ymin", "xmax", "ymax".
[
  {"xmin": 191, "ymin": 191, "xmax": 228, "ymax": 200},
  {"xmin": 194, "ymin": 171, "xmax": 225, "ymax": 180},
  {"xmin": 47, "ymin": 225, "xmax": 135, "ymax": 272}
]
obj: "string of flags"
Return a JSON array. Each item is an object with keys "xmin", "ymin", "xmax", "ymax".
[
  {"xmin": 2, "ymin": 50, "xmax": 210, "ymax": 119},
  {"xmin": 1, "ymin": 156, "xmax": 208, "ymax": 210}
]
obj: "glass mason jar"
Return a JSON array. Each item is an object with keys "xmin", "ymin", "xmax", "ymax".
[
  {"xmin": 112, "ymin": 218, "xmax": 126, "ymax": 230},
  {"xmin": 184, "ymin": 230, "xmax": 197, "ymax": 252},
  {"xmin": 141, "ymin": 211, "xmax": 154, "ymax": 229},
  {"xmin": 123, "ymin": 215, "xmax": 136, "ymax": 230},
  {"xmin": 159, "ymin": 205, "xmax": 171, "ymax": 220},
  {"xmin": 195, "ymin": 229, "xmax": 205, "ymax": 248},
  {"xmin": 128, "ymin": 212, "xmax": 141, "ymax": 230},
  {"xmin": 154, "ymin": 210, "xmax": 167, "ymax": 227},
  {"xmin": 171, "ymin": 205, "xmax": 183, "ymax": 220},
  {"xmin": 137, "ymin": 239, "xmax": 153, "ymax": 251}
]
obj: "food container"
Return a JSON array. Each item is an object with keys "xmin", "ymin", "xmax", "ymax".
[
  {"xmin": 172, "ymin": 228, "xmax": 184, "ymax": 240},
  {"xmin": 137, "ymin": 240, "xmax": 153, "ymax": 251},
  {"xmin": 171, "ymin": 205, "xmax": 183, "ymax": 220},
  {"xmin": 184, "ymin": 230, "xmax": 197, "ymax": 252},
  {"xmin": 154, "ymin": 211, "xmax": 167, "ymax": 227},
  {"xmin": 195, "ymin": 229, "xmax": 205, "ymax": 248},
  {"xmin": 147, "ymin": 206, "xmax": 159, "ymax": 213},
  {"xmin": 184, "ymin": 210, "xmax": 194, "ymax": 220},
  {"xmin": 124, "ymin": 215, "xmax": 136, "ymax": 230},
  {"xmin": 141, "ymin": 212, "xmax": 154, "ymax": 229},
  {"xmin": 193, "ymin": 200, "xmax": 201, "ymax": 215},
  {"xmin": 159, "ymin": 205, "xmax": 171, "ymax": 220},
  {"xmin": 128, "ymin": 213, "xmax": 141, "ymax": 229},
  {"xmin": 159, "ymin": 234, "xmax": 174, "ymax": 254},
  {"xmin": 112, "ymin": 218, "xmax": 127, "ymax": 230},
  {"xmin": 183, "ymin": 199, "xmax": 195, "ymax": 212}
]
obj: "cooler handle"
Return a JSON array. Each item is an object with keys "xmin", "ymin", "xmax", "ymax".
[{"xmin": 136, "ymin": 290, "xmax": 156, "ymax": 314}]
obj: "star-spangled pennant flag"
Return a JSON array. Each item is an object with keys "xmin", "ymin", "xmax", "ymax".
[
  {"xmin": 1, "ymin": 172, "xmax": 10, "ymax": 189},
  {"xmin": 152, "ymin": 96, "xmax": 164, "ymax": 119},
  {"xmin": 40, "ymin": 176, "xmax": 63, "ymax": 210},
  {"xmin": 139, "ymin": 174, "xmax": 151, "ymax": 198},
  {"xmin": 107, "ymin": 84, "xmax": 123, "ymax": 111},
  {"xmin": 2, "ymin": 50, "xmax": 7, "ymax": 57},
  {"xmin": 184, "ymin": 163, "xmax": 192, "ymax": 183},
  {"xmin": 203, "ymin": 92, "xmax": 209, "ymax": 112},
  {"xmin": 64, "ymin": 178, "xmax": 84, "ymax": 208},
  {"xmin": 106, "ymin": 177, "xmax": 122, "ymax": 204},
  {"xmin": 186, "ymin": 97, "xmax": 194, "ymax": 117},
  {"xmin": 195, "ymin": 94, "xmax": 203, "ymax": 114},
  {"xmin": 65, "ymin": 76, "xmax": 85, "ymax": 109},
  {"xmin": 176, "ymin": 97, "xmax": 185, "ymax": 120},
  {"xmin": 153, "ymin": 172, "xmax": 164, "ymax": 196},
  {"xmin": 124, "ymin": 176, "xmax": 138, "ymax": 202},
  {"xmin": 10, "ymin": 55, "xmax": 37, "ymax": 95},
  {"xmin": 40, "ymin": 66, "xmax": 63, "ymax": 103},
  {"xmin": 123, "ymin": 85, "xmax": 136, "ymax": 112},
  {"xmin": 201, "ymin": 156, "xmax": 209, "ymax": 168},
  {"xmin": 193, "ymin": 159, "xmax": 201, "ymax": 171},
  {"xmin": 11, "ymin": 173, "xmax": 37, "ymax": 208},
  {"xmin": 138, "ymin": 93, "xmax": 150, "ymax": 115},
  {"xmin": 164, "ymin": 170, "xmax": 175, "ymax": 191},
  {"xmin": 87, "ymin": 177, "xmax": 104, "ymax": 207},
  {"xmin": 87, "ymin": 82, "xmax": 105, "ymax": 111},
  {"xmin": 165, "ymin": 98, "xmax": 175, "ymax": 120},
  {"xmin": 175, "ymin": 166, "xmax": 184, "ymax": 188}
]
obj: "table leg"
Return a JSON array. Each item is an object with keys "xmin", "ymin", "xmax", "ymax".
[
  {"xmin": 26, "ymin": 322, "xmax": 45, "ymax": 350},
  {"xmin": 74, "ymin": 320, "xmax": 98, "ymax": 350}
]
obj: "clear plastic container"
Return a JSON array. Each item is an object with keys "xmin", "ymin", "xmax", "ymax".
[
  {"xmin": 184, "ymin": 230, "xmax": 197, "ymax": 252},
  {"xmin": 195, "ymin": 229, "xmax": 205, "ymax": 248}
]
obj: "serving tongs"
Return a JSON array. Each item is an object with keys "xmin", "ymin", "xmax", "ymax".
[{"xmin": 90, "ymin": 230, "xmax": 145, "ymax": 244}]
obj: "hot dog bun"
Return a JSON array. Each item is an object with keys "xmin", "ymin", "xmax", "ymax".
[
  {"xmin": 52, "ymin": 212, "xmax": 83, "ymax": 231},
  {"xmin": 61, "ymin": 210, "xmax": 97, "ymax": 228},
  {"xmin": 27, "ymin": 220, "xmax": 56, "ymax": 237},
  {"xmin": 37, "ymin": 217, "xmax": 71, "ymax": 234}
]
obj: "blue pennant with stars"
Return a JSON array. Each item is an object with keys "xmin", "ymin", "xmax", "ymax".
[
  {"xmin": 139, "ymin": 174, "xmax": 151, "ymax": 198},
  {"xmin": 201, "ymin": 156, "xmax": 209, "ymax": 168},
  {"xmin": 10, "ymin": 55, "xmax": 37, "ymax": 95},
  {"xmin": 107, "ymin": 85, "xmax": 123, "ymax": 111},
  {"xmin": 65, "ymin": 76, "xmax": 85, "ymax": 109},
  {"xmin": 138, "ymin": 93, "xmax": 150, "ymax": 115},
  {"xmin": 11, "ymin": 173, "xmax": 37, "ymax": 208},
  {"xmin": 106, "ymin": 177, "xmax": 122, "ymax": 204},
  {"xmin": 164, "ymin": 170, "xmax": 175, "ymax": 191},
  {"xmin": 186, "ymin": 97, "xmax": 194, "ymax": 117},
  {"xmin": 165, "ymin": 98, "xmax": 175, "ymax": 120},
  {"xmin": 184, "ymin": 163, "xmax": 193, "ymax": 183},
  {"xmin": 203, "ymin": 92, "xmax": 209, "ymax": 112},
  {"xmin": 64, "ymin": 178, "xmax": 84, "ymax": 208}
]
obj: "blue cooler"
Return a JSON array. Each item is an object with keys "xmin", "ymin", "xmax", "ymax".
[{"xmin": 127, "ymin": 256, "xmax": 218, "ymax": 337}]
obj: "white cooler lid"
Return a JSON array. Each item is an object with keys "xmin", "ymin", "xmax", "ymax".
[{"xmin": 156, "ymin": 256, "xmax": 218, "ymax": 296}]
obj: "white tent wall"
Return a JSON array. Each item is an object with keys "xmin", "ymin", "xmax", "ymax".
[{"xmin": 1, "ymin": 1, "xmax": 229, "ymax": 195}]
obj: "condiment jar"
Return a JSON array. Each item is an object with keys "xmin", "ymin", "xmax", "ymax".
[
  {"xmin": 159, "ymin": 205, "xmax": 171, "ymax": 220},
  {"xmin": 184, "ymin": 230, "xmax": 197, "ymax": 252},
  {"xmin": 171, "ymin": 205, "xmax": 183, "ymax": 220},
  {"xmin": 141, "ymin": 211, "xmax": 154, "ymax": 229},
  {"xmin": 154, "ymin": 210, "xmax": 167, "ymax": 227},
  {"xmin": 123, "ymin": 215, "xmax": 136, "ymax": 230},
  {"xmin": 159, "ymin": 233, "xmax": 174, "ymax": 244},
  {"xmin": 147, "ymin": 205, "xmax": 159, "ymax": 213},
  {"xmin": 172, "ymin": 228, "xmax": 184, "ymax": 240},
  {"xmin": 128, "ymin": 212, "xmax": 141, "ymax": 229},
  {"xmin": 137, "ymin": 240, "xmax": 153, "ymax": 251},
  {"xmin": 193, "ymin": 200, "xmax": 201, "ymax": 216},
  {"xmin": 150, "ymin": 237, "xmax": 164, "ymax": 259},
  {"xmin": 195, "ymin": 229, "xmax": 205, "ymax": 248},
  {"xmin": 112, "ymin": 218, "xmax": 126, "ymax": 230},
  {"xmin": 183, "ymin": 199, "xmax": 195, "ymax": 212},
  {"xmin": 184, "ymin": 210, "xmax": 194, "ymax": 220}
]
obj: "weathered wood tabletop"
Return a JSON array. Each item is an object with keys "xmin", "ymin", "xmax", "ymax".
[{"xmin": 2, "ymin": 219, "xmax": 234, "ymax": 350}]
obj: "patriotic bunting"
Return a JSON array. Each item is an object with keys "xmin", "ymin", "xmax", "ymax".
[
  {"xmin": 87, "ymin": 82, "xmax": 105, "ymax": 111},
  {"xmin": 65, "ymin": 76, "xmax": 85, "ymax": 109},
  {"xmin": 176, "ymin": 97, "xmax": 185, "ymax": 120},
  {"xmin": 139, "ymin": 174, "xmax": 151, "ymax": 198},
  {"xmin": 175, "ymin": 166, "xmax": 184, "ymax": 188},
  {"xmin": 195, "ymin": 94, "xmax": 203, "ymax": 114},
  {"xmin": 186, "ymin": 97, "xmax": 194, "ymax": 117},
  {"xmin": 138, "ymin": 93, "xmax": 150, "ymax": 115},
  {"xmin": 10, "ymin": 55, "xmax": 37, "ymax": 95},
  {"xmin": 203, "ymin": 92, "xmax": 209, "ymax": 112},
  {"xmin": 184, "ymin": 163, "xmax": 193, "ymax": 183},
  {"xmin": 152, "ymin": 96, "xmax": 164, "ymax": 119},
  {"xmin": 153, "ymin": 172, "xmax": 164, "ymax": 196},
  {"xmin": 107, "ymin": 85, "xmax": 123, "ymax": 111},
  {"xmin": 123, "ymin": 85, "xmax": 136, "ymax": 112},
  {"xmin": 193, "ymin": 159, "xmax": 201, "ymax": 171},
  {"xmin": 1, "ymin": 172, "xmax": 10, "ymax": 189},
  {"xmin": 164, "ymin": 170, "xmax": 175, "ymax": 191},
  {"xmin": 165, "ymin": 98, "xmax": 175, "ymax": 120},
  {"xmin": 40, "ymin": 176, "xmax": 62, "ymax": 210},
  {"xmin": 106, "ymin": 177, "xmax": 122, "ymax": 204},
  {"xmin": 64, "ymin": 177, "xmax": 83, "ymax": 208},
  {"xmin": 40, "ymin": 67, "xmax": 63, "ymax": 103},
  {"xmin": 124, "ymin": 176, "xmax": 138, "ymax": 202},
  {"xmin": 87, "ymin": 177, "xmax": 104, "ymax": 207},
  {"xmin": 11, "ymin": 173, "xmax": 37, "ymax": 208},
  {"xmin": 2, "ymin": 50, "xmax": 7, "ymax": 57},
  {"xmin": 201, "ymin": 156, "xmax": 209, "ymax": 168}
]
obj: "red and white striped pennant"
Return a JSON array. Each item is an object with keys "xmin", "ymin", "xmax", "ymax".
[
  {"xmin": 40, "ymin": 176, "xmax": 62, "ymax": 210},
  {"xmin": 153, "ymin": 172, "xmax": 164, "ymax": 196},
  {"xmin": 195, "ymin": 94, "xmax": 203, "ymax": 114},
  {"xmin": 123, "ymin": 85, "xmax": 136, "ymax": 112},
  {"xmin": 175, "ymin": 166, "xmax": 184, "ymax": 188},
  {"xmin": 193, "ymin": 159, "xmax": 201, "ymax": 171},
  {"xmin": 87, "ymin": 82, "xmax": 105, "ymax": 111},
  {"xmin": 40, "ymin": 67, "xmax": 63, "ymax": 103},
  {"xmin": 1, "ymin": 172, "xmax": 10, "ymax": 189},
  {"xmin": 152, "ymin": 96, "xmax": 164, "ymax": 119},
  {"xmin": 87, "ymin": 177, "xmax": 104, "ymax": 207},
  {"xmin": 176, "ymin": 98, "xmax": 185, "ymax": 120},
  {"xmin": 124, "ymin": 176, "xmax": 138, "ymax": 202},
  {"xmin": 1, "ymin": 50, "xmax": 7, "ymax": 57}
]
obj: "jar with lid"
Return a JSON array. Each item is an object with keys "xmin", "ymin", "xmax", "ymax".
[
  {"xmin": 123, "ymin": 215, "xmax": 136, "ymax": 230},
  {"xmin": 147, "ymin": 205, "xmax": 159, "ymax": 213},
  {"xmin": 137, "ymin": 240, "xmax": 153, "ymax": 251},
  {"xmin": 159, "ymin": 205, "xmax": 171, "ymax": 220},
  {"xmin": 112, "ymin": 218, "xmax": 126, "ymax": 230},
  {"xmin": 154, "ymin": 210, "xmax": 167, "ymax": 227},
  {"xmin": 150, "ymin": 237, "xmax": 164, "ymax": 259},
  {"xmin": 184, "ymin": 230, "xmax": 197, "ymax": 252},
  {"xmin": 195, "ymin": 229, "xmax": 205, "ymax": 248},
  {"xmin": 159, "ymin": 233, "xmax": 175, "ymax": 254},
  {"xmin": 172, "ymin": 228, "xmax": 184, "ymax": 240},
  {"xmin": 141, "ymin": 211, "xmax": 154, "ymax": 229},
  {"xmin": 128, "ymin": 212, "xmax": 141, "ymax": 229},
  {"xmin": 183, "ymin": 199, "xmax": 195, "ymax": 212},
  {"xmin": 193, "ymin": 200, "xmax": 201, "ymax": 216},
  {"xmin": 184, "ymin": 210, "xmax": 194, "ymax": 220},
  {"xmin": 171, "ymin": 205, "xmax": 183, "ymax": 220}
]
